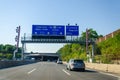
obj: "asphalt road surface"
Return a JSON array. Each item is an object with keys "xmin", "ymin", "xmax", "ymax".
[{"xmin": 0, "ymin": 62, "xmax": 119, "ymax": 80}]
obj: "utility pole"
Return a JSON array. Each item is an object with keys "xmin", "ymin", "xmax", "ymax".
[
  {"xmin": 13, "ymin": 26, "xmax": 21, "ymax": 60},
  {"xmin": 86, "ymin": 28, "xmax": 89, "ymax": 62},
  {"xmin": 86, "ymin": 28, "xmax": 95, "ymax": 63},
  {"xmin": 86, "ymin": 28, "xmax": 88, "ymax": 54}
]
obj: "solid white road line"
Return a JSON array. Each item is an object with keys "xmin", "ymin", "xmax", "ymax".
[
  {"xmin": 62, "ymin": 69, "xmax": 71, "ymax": 76},
  {"xmin": 99, "ymin": 72, "xmax": 120, "ymax": 79},
  {"xmin": 28, "ymin": 68, "xmax": 36, "ymax": 74}
]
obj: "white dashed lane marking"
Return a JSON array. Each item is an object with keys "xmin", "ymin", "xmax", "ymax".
[
  {"xmin": 28, "ymin": 68, "xmax": 36, "ymax": 74},
  {"xmin": 62, "ymin": 69, "xmax": 71, "ymax": 76}
]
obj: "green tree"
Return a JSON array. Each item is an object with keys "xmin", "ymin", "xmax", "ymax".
[
  {"xmin": 4, "ymin": 44, "xmax": 15, "ymax": 53},
  {"xmin": 0, "ymin": 44, "xmax": 4, "ymax": 53},
  {"xmin": 57, "ymin": 43, "xmax": 87, "ymax": 61},
  {"xmin": 97, "ymin": 32, "xmax": 120, "ymax": 63},
  {"xmin": 81, "ymin": 28, "xmax": 100, "ymax": 39},
  {"xmin": 6, "ymin": 54, "xmax": 13, "ymax": 60},
  {"xmin": 0, "ymin": 53, "xmax": 3, "ymax": 60},
  {"xmin": 0, "ymin": 44, "xmax": 22, "ymax": 60}
]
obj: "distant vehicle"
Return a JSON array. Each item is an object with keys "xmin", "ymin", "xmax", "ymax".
[
  {"xmin": 47, "ymin": 59, "xmax": 50, "ymax": 62},
  {"xmin": 66, "ymin": 59, "xmax": 85, "ymax": 71},
  {"xmin": 57, "ymin": 59, "xmax": 63, "ymax": 64},
  {"xmin": 31, "ymin": 58, "xmax": 35, "ymax": 61},
  {"xmin": 54, "ymin": 60, "xmax": 57, "ymax": 63}
]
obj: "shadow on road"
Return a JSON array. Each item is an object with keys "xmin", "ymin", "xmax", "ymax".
[
  {"xmin": 70, "ymin": 69, "xmax": 97, "ymax": 73},
  {"xmin": 85, "ymin": 69, "xmax": 97, "ymax": 73}
]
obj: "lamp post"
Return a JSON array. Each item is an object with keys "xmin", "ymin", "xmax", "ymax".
[{"xmin": 13, "ymin": 26, "xmax": 20, "ymax": 60}]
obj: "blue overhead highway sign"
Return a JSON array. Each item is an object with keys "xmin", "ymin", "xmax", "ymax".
[{"xmin": 32, "ymin": 25, "xmax": 65, "ymax": 36}]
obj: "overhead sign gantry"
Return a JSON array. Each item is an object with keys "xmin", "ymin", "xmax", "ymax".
[{"xmin": 21, "ymin": 24, "xmax": 95, "ymax": 61}]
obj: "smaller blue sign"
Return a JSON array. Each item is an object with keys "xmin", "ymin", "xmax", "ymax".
[{"xmin": 66, "ymin": 25, "xmax": 79, "ymax": 36}]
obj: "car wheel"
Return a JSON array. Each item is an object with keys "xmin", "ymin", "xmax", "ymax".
[
  {"xmin": 82, "ymin": 68, "xmax": 85, "ymax": 72},
  {"xmin": 69, "ymin": 66, "xmax": 72, "ymax": 71},
  {"xmin": 66, "ymin": 66, "xmax": 68, "ymax": 70}
]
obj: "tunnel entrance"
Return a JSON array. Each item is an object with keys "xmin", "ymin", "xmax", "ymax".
[{"xmin": 24, "ymin": 53, "xmax": 59, "ymax": 62}]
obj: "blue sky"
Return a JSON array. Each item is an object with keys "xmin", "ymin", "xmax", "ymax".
[{"xmin": 0, "ymin": 0, "xmax": 120, "ymax": 53}]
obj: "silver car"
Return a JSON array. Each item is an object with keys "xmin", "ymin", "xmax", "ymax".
[
  {"xmin": 66, "ymin": 59, "xmax": 85, "ymax": 71},
  {"xmin": 57, "ymin": 59, "xmax": 63, "ymax": 64}
]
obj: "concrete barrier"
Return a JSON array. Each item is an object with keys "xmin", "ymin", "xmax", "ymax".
[
  {"xmin": 85, "ymin": 63, "xmax": 120, "ymax": 74},
  {"xmin": 0, "ymin": 61, "xmax": 37, "ymax": 69}
]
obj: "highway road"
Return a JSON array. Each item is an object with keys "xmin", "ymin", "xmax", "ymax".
[{"xmin": 0, "ymin": 62, "xmax": 119, "ymax": 80}]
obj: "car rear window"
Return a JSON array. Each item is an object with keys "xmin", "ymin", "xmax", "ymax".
[{"xmin": 74, "ymin": 60, "xmax": 84, "ymax": 63}]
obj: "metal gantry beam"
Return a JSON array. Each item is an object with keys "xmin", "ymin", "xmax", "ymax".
[
  {"xmin": 21, "ymin": 36, "xmax": 95, "ymax": 61},
  {"xmin": 21, "ymin": 37, "xmax": 94, "ymax": 44}
]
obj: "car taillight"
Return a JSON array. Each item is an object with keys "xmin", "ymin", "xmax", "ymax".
[{"xmin": 71, "ymin": 63, "xmax": 75, "ymax": 66}]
